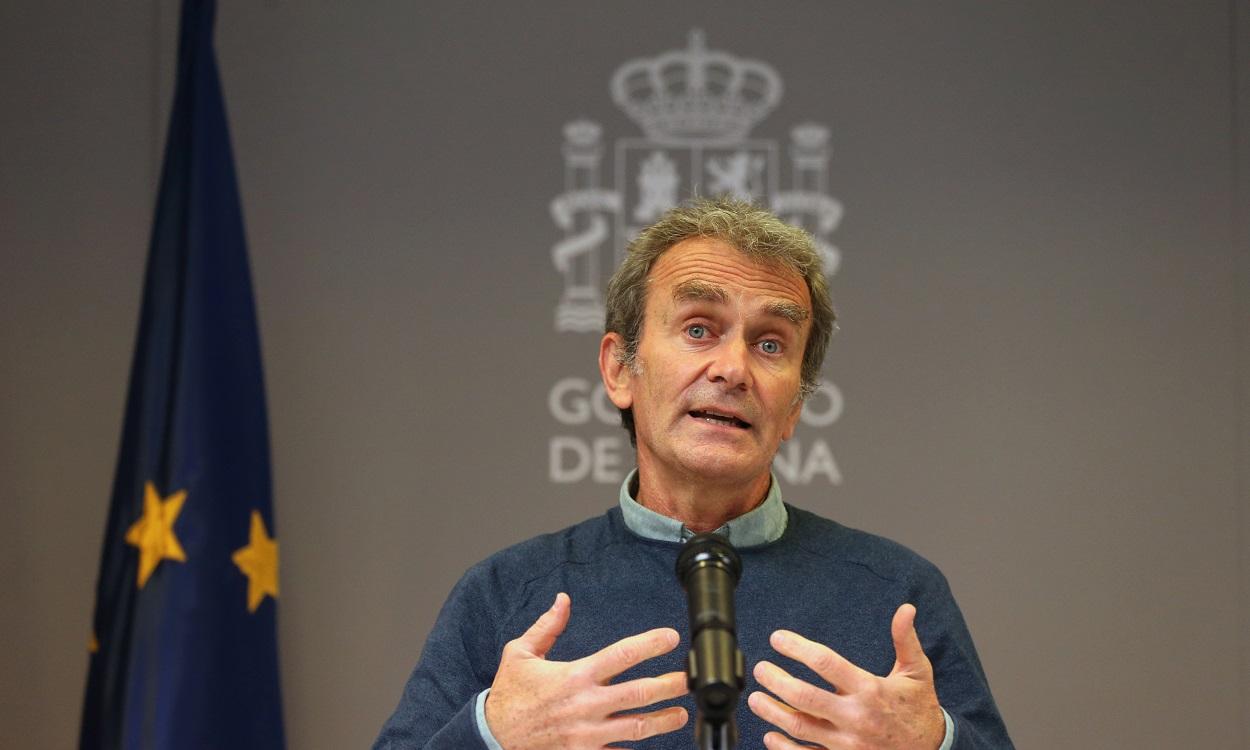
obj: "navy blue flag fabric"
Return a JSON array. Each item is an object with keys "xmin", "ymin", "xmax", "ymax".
[{"xmin": 80, "ymin": 1, "xmax": 285, "ymax": 748}]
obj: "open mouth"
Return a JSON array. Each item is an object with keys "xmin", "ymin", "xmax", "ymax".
[{"xmin": 688, "ymin": 410, "xmax": 751, "ymax": 429}]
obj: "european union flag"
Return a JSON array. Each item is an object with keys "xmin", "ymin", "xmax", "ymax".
[{"xmin": 80, "ymin": 1, "xmax": 285, "ymax": 747}]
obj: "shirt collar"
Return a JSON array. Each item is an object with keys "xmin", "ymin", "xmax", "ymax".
[{"xmin": 617, "ymin": 469, "xmax": 788, "ymax": 547}]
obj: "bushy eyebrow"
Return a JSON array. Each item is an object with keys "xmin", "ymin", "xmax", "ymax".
[
  {"xmin": 671, "ymin": 279, "xmax": 809, "ymax": 328},
  {"xmin": 763, "ymin": 300, "xmax": 809, "ymax": 326},
  {"xmin": 671, "ymin": 279, "xmax": 728, "ymax": 305}
]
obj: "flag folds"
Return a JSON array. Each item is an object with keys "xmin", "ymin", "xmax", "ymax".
[{"xmin": 80, "ymin": 1, "xmax": 285, "ymax": 747}]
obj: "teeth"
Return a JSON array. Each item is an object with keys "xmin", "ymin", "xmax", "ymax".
[{"xmin": 690, "ymin": 410, "xmax": 748, "ymax": 427}]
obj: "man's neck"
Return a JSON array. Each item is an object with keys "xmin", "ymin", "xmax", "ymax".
[{"xmin": 633, "ymin": 462, "xmax": 772, "ymax": 533}]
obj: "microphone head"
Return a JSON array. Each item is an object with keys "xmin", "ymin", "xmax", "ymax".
[{"xmin": 676, "ymin": 532, "xmax": 742, "ymax": 587}]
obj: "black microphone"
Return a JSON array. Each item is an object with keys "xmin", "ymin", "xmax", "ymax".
[{"xmin": 676, "ymin": 533, "xmax": 744, "ymax": 750}]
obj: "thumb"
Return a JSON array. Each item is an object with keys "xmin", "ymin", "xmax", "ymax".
[
  {"xmin": 889, "ymin": 603, "xmax": 932, "ymax": 678},
  {"xmin": 512, "ymin": 592, "xmax": 571, "ymax": 659}
]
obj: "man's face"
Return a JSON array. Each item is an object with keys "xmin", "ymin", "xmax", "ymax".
[{"xmin": 606, "ymin": 237, "xmax": 812, "ymax": 486}]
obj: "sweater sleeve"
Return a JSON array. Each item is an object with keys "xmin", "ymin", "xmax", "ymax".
[
  {"xmin": 911, "ymin": 566, "xmax": 1015, "ymax": 750},
  {"xmin": 372, "ymin": 564, "xmax": 502, "ymax": 750}
]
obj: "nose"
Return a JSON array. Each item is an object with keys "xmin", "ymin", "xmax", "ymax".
[{"xmin": 706, "ymin": 338, "xmax": 752, "ymax": 391}]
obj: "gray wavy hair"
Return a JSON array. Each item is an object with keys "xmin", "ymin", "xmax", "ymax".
[{"xmin": 604, "ymin": 197, "xmax": 837, "ymax": 445}]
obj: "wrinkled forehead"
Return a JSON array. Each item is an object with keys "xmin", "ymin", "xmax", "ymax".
[{"xmin": 643, "ymin": 237, "xmax": 812, "ymax": 313}]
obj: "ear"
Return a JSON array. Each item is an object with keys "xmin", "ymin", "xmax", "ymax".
[
  {"xmin": 780, "ymin": 397, "xmax": 803, "ymax": 441},
  {"xmin": 599, "ymin": 333, "xmax": 634, "ymax": 410}
]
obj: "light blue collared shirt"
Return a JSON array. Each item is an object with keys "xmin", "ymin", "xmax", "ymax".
[
  {"xmin": 475, "ymin": 472, "xmax": 953, "ymax": 750},
  {"xmin": 617, "ymin": 468, "xmax": 788, "ymax": 546}
]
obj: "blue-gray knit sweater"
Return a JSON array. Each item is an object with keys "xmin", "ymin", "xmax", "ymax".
[{"xmin": 375, "ymin": 505, "xmax": 1013, "ymax": 749}]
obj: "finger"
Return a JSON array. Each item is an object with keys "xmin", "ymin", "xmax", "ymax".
[
  {"xmin": 747, "ymin": 690, "xmax": 835, "ymax": 747},
  {"xmin": 753, "ymin": 660, "xmax": 838, "ymax": 720},
  {"xmin": 601, "ymin": 671, "xmax": 689, "ymax": 712},
  {"xmin": 763, "ymin": 730, "xmax": 829, "ymax": 750},
  {"xmin": 598, "ymin": 705, "xmax": 688, "ymax": 744},
  {"xmin": 582, "ymin": 627, "xmax": 680, "ymax": 682},
  {"xmin": 889, "ymin": 603, "xmax": 932, "ymax": 678},
  {"xmin": 770, "ymin": 630, "xmax": 868, "ymax": 694},
  {"xmin": 511, "ymin": 592, "xmax": 570, "ymax": 658}
]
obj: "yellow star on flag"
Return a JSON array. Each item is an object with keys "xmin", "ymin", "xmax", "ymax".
[
  {"xmin": 232, "ymin": 510, "xmax": 279, "ymax": 613},
  {"xmin": 124, "ymin": 481, "xmax": 188, "ymax": 588}
]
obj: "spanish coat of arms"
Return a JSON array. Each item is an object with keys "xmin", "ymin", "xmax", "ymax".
[{"xmin": 551, "ymin": 30, "xmax": 843, "ymax": 333}]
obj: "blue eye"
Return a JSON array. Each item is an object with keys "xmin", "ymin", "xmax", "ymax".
[
  {"xmin": 688, "ymin": 325, "xmax": 707, "ymax": 339},
  {"xmin": 759, "ymin": 340, "xmax": 780, "ymax": 354}
]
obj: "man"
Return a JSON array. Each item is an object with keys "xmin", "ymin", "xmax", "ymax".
[{"xmin": 375, "ymin": 199, "xmax": 1013, "ymax": 749}]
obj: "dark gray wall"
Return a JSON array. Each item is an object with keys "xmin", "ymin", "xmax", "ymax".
[{"xmin": 2, "ymin": 2, "xmax": 1247, "ymax": 748}]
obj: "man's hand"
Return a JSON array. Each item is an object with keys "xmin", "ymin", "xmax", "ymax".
[
  {"xmin": 484, "ymin": 592, "xmax": 689, "ymax": 750},
  {"xmin": 748, "ymin": 603, "xmax": 945, "ymax": 750}
]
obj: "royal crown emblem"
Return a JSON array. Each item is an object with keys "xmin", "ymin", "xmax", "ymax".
[
  {"xmin": 551, "ymin": 30, "xmax": 843, "ymax": 333},
  {"xmin": 611, "ymin": 29, "xmax": 782, "ymax": 146}
]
